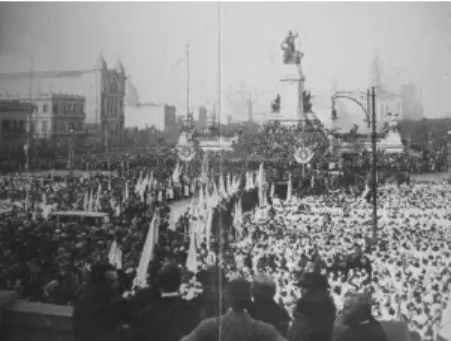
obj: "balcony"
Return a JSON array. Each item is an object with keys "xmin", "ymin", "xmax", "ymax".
[{"xmin": 0, "ymin": 290, "xmax": 414, "ymax": 341}]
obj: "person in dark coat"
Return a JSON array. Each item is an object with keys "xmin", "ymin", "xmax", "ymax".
[
  {"xmin": 135, "ymin": 261, "xmax": 200, "ymax": 341},
  {"xmin": 248, "ymin": 274, "xmax": 290, "ymax": 336},
  {"xmin": 288, "ymin": 272, "xmax": 336, "ymax": 341},
  {"xmin": 193, "ymin": 265, "xmax": 228, "ymax": 319},
  {"xmin": 334, "ymin": 292, "xmax": 387, "ymax": 341},
  {"xmin": 180, "ymin": 277, "xmax": 287, "ymax": 341},
  {"xmin": 73, "ymin": 262, "xmax": 129, "ymax": 341}
]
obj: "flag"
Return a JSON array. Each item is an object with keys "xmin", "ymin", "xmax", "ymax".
[
  {"xmin": 219, "ymin": 174, "xmax": 227, "ymax": 198},
  {"xmin": 125, "ymin": 181, "xmax": 129, "ymax": 201},
  {"xmin": 172, "ymin": 162, "xmax": 180, "ymax": 183},
  {"xmin": 83, "ymin": 191, "xmax": 89, "ymax": 212},
  {"xmin": 133, "ymin": 215, "xmax": 159, "ymax": 289},
  {"xmin": 168, "ymin": 210, "xmax": 177, "ymax": 231},
  {"xmin": 89, "ymin": 188, "xmax": 94, "ymax": 211},
  {"xmin": 245, "ymin": 172, "xmax": 251, "ymax": 191},
  {"xmin": 205, "ymin": 208, "xmax": 213, "ymax": 251},
  {"xmin": 108, "ymin": 241, "xmax": 118, "ymax": 266},
  {"xmin": 439, "ymin": 289, "xmax": 451, "ymax": 340},
  {"xmin": 257, "ymin": 163, "xmax": 265, "ymax": 188},
  {"xmin": 95, "ymin": 184, "xmax": 102, "ymax": 212},
  {"xmin": 234, "ymin": 202, "xmax": 243, "ymax": 239},
  {"xmin": 186, "ymin": 229, "xmax": 198, "ymax": 273}
]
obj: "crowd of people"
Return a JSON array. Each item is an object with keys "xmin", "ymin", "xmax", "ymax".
[
  {"xmin": 0, "ymin": 163, "xmax": 450, "ymax": 341},
  {"xmin": 1, "ymin": 122, "xmax": 451, "ymax": 341}
]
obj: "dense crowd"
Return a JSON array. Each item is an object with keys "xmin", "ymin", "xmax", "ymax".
[
  {"xmin": 1, "ymin": 162, "xmax": 450, "ymax": 340},
  {"xmin": 1, "ymin": 123, "xmax": 451, "ymax": 341}
]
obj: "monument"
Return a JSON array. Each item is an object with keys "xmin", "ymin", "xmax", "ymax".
[{"xmin": 277, "ymin": 31, "xmax": 306, "ymax": 124}]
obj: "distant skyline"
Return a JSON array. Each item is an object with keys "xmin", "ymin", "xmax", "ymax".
[{"xmin": 0, "ymin": 2, "xmax": 450, "ymax": 121}]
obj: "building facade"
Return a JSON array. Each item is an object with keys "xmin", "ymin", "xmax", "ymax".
[
  {"xmin": 0, "ymin": 55, "xmax": 126, "ymax": 143},
  {"xmin": 401, "ymin": 82, "xmax": 424, "ymax": 120},
  {"xmin": 197, "ymin": 106, "xmax": 207, "ymax": 129},
  {"xmin": 6, "ymin": 93, "xmax": 86, "ymax": 144},
  {"xmin": 124, "ymin": 103, "xmax": 177, "ymax": 131},
  {"xmin": 377, "ymin": 90, "xmax": 403, "ymax": 125},
  {"xmin": 0, "ymin": 100, "xmax": 33, "ymax": 151}
]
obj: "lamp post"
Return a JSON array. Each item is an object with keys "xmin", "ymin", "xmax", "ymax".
[
  {"xmin": 68, "ymin": 129, "xmax": 74, "ymax": 169},
  {"xmin": 370, "ymin": 86, "xmax": 378, "ymax": 243},
  {"xmin": 447, "ymin": 128, "xmax": 451, "ymax": 180}
]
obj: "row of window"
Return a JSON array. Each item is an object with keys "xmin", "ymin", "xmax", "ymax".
[
  {"xmin": 30, "ymin": 120, "xmax": 84, "ymax": 134},
  {"xmin": 1, "ymin": 119, "xmax": 26, "ymax": 132},
  {"xmin": 37, "ymin": 102, "xmax": 84, "ymax": 115},
  {"xmin": 102, "ymin": 96, "xmax": 123, "ymax": 118}
]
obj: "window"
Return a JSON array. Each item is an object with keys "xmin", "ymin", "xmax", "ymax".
[
  {"xmin": 30, "ymin": 122, "xmax": 34, "ymax": 133},
  {"xmin": 42, "ymin": 121, "xmax": 48, "ymax": 133},
  {"xmin": 53, "ymin": 104, "xmax": 59, "ymax": 115},
  {"xmin": 60, "ymin": 121, "xmax": 65, "ymax": 132},
  {"xmin": 19, "ymin": 120, "xmax": 25, "ymax": 131},
  {"xmin": 43, "ymin": 104, "xmax": 48, "ymax": 113},
  {"xmin": 1, "ymin": 119, "xmax": 10, "ymax": 131}
]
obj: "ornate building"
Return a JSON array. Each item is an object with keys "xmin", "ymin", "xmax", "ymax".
[
  {"xmin": 0, "ymin": 54, "xmax": 126, "ymax": 143},
  {"xmin": 369, "ymin": 51, "xmax": 403, "ymax": 127},
  {"xmin": 6, "ymin": 93, "xmax": 86, "ymax": 144},
  {"xmin": 0, "ymin": 100, "xmax": 33, "ymax": 151}
]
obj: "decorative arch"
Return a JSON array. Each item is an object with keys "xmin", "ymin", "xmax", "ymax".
[{"xmin": 331, "ymin": 91, "xmax": 370, "ymax": 127}]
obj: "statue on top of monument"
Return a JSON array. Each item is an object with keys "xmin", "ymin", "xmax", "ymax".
[{"xmin": 281, "ymin": 31, "xmax": 301, "ymax": 64}]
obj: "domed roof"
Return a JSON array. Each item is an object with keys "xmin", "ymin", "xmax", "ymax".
[
  {"xmin": 125, "ymin": 75, "xmax": 140, "ymax": 107},
  {"xmin": 94, "ymin": 54, "xmax": 107, "ymax": 70},
  {"xmin": 115, "ymin": 60, "xmax": 125, "ymax": 74}
]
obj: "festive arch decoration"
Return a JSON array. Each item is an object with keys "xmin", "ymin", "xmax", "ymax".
[{"xmin": 331, "ymin": 91, "xmax": 370, "ymax": 127}]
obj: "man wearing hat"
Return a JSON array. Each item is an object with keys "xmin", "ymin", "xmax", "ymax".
[
  {"xmin": 334, "ymin": 292, "xmax": 388, "ymax": 341},
  {"xmin": 135, "ymin": 261, "xmax": 200, "ymax": 341},
  {"xmin": 248, "ymin": 274, "xmax": 290, "ymax": 336},
  {"xmin": 288, "ymin": 272, "xmax": 336, "ymax": 341}
]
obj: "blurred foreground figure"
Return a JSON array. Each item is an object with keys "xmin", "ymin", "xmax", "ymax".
[
  {"xmin": 135, "ymin": 262, "xmax": 199, "ymax": 341},
  {"xmin": 335, "ymin": 292, "xmax": 387, "ymax": 341},
  {"xmin": 288, "ymin": 272, "xmax": 336, "ymax": 341},
  {"xmin": 248, "ymin": 274, "xmax": 291, "ymax": 336},
  {"xmin": 73, "ymin": 262, "xmax": 129, "ymax": 341},
  {"xmin": 180, "ymin": 277, "xmax": 287, "ymax": 341}
]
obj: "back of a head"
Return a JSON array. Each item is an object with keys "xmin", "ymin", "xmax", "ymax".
[
  {"xmin": 90, "ymin": 262, "xmax": 115, "ymax": 286},
  {"xmin": 252, "ymin": 274, "xmax": 276, "ymax": 300},
  {"xmin": 227, "ymin": 277, "xmax": 252, "ymax": 312},
  {"xmin": 157, "ymin": 261, "xmax": 182, "ymax": 293}
]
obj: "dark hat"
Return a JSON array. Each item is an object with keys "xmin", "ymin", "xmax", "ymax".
[{"xmin": 298, "ymin": 272, "xmax": 330, "ymax": 290}]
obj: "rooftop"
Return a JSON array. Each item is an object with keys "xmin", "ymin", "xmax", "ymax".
[
  {"xmin": 0, "ymin": 92, "xmax": 85, "ymax": 101},
  {"xmin": 0, "ymin": 100, "xmax": 34, "ymax": 113}
]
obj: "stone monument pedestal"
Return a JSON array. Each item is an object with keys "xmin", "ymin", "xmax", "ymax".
[
  {"xmin": 378, "ymin": 130, "xmax": 404, "ymax": 153},
  {"xmin": 278, "ymin": 64, "xmax": 305, "ymax": 125}
]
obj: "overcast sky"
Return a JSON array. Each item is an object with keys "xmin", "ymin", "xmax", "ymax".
[{"xmin": 0, "ymin": 2, "xmax": 450, "ymax": 120}]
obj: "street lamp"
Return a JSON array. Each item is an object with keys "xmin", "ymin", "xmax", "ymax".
[
  {"xmin": 69, "ymin": 128, "xmax": 74, "ymax": 169},
  {"xmin": 447, "ymin": 129, "xmax": 451, "ymax": 179},
  {"xmin": 370, "ymin": 87, "xmax": 378, "ymax": 243}
]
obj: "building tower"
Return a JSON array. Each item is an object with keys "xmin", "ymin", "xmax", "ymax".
[{"xmin": 369, "ymin": 48, "xmax": 384, "ymax": 94}]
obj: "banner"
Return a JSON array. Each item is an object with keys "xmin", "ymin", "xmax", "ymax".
[
  {"xmin": 294, "ymin": 146, "xmax": 315, "ymax": 165},
  {"xmin": 175, "ymin": 131, "xmax": 196, "ymax": 162}
]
